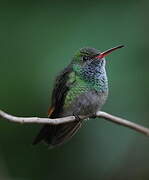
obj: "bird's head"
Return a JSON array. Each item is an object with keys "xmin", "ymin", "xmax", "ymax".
[
  {"xmin": 71, "ymin": 45, "xmax": 124, "ymax": 80},
  {"xmin": 72, "ymin": 45, "xmax": 124, "ymax": 68}
]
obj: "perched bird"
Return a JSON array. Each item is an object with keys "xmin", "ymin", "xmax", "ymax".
[{"xmin": 33, "ymin": 45, "xmax": 124, "ymax": 148}]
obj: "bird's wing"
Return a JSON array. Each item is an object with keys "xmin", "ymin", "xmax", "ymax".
[
  {"xmin": 48, "ymin": 65, "xmax": 75, "ymax": 118},
  {"xmin": 32, "ymin": 65, "xmax": 81, "ymax": 146}
]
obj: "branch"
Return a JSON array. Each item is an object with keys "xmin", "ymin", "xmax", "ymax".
[{"xmin": 0, "ymin": 109, "xmax": 149, "ymax": 136}]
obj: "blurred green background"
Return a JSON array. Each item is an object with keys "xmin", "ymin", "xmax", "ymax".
[{"xmin": 0, "ymin": 0, "xmax": 149, "ymax": 179}]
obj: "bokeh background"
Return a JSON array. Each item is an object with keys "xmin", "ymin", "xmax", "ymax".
[{"xmin": 0, "ymin": 0, "xmax": 149, "ymax": 179}]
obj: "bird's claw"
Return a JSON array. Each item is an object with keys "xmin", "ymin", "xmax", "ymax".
[
  {"xmin": 90, "ymin": 114, "xmax": 97, "ymax": 119},
  {"xmin": 73, "ymin": 113, "xmax": 83, "ymax": 123}
]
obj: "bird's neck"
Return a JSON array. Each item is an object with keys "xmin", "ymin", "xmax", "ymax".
[{"xmin": 73, "ymin": 61, "xmax": 108, "ymax": 92}]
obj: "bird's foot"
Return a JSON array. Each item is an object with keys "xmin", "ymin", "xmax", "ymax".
[
  {"xmin": 90, "ymin": 113, "xmax": 97, "ymax": 119},
  {"xmin": 73, "ymin": 113, "xmax": 83, "ymax": 123}
]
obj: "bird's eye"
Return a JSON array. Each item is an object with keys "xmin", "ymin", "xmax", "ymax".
[{"xmin": 83, "ymin": 56, "xmax": 89, "ymax": 61}]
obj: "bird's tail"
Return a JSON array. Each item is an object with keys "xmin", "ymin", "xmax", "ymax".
[{"xmin": 32, "ymin": 121, "xmax": 81, "ymax": 148}]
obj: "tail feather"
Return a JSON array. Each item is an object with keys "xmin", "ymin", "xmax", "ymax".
[
  {"xmin": 32, "ymin": 122, "xmax": 81, "ymax": 148},
  {"xmin": 48, "ymin": 122, "xmax": 81, "ymax": 148},
  {"xmin": 32, "ymin": 125, "xmax": 51, "ymax": 145}
]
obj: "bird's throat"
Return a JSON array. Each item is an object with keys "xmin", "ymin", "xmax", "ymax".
[{"xmin": 73, "ymin": 61, "xmax": 108, "ymax": 92}]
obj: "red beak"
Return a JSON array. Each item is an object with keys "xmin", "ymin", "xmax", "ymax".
[{"xmin": 96, "ymin": 45, "xmax": 124, "ymax": 59}]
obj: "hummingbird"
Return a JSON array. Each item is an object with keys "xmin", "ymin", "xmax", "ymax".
[{"xmin": 32, "ymin": 45, "xmax": 124, "ymax": 148}]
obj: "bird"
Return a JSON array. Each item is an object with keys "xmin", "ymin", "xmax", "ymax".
[{"xmin": 32, "ymin": 45, "xmax": 124, "ymax": 148}]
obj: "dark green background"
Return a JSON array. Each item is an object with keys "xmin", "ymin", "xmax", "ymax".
[{"xmin": 1, "ymin": 0, "xmax": 149, "ymax": 179}]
